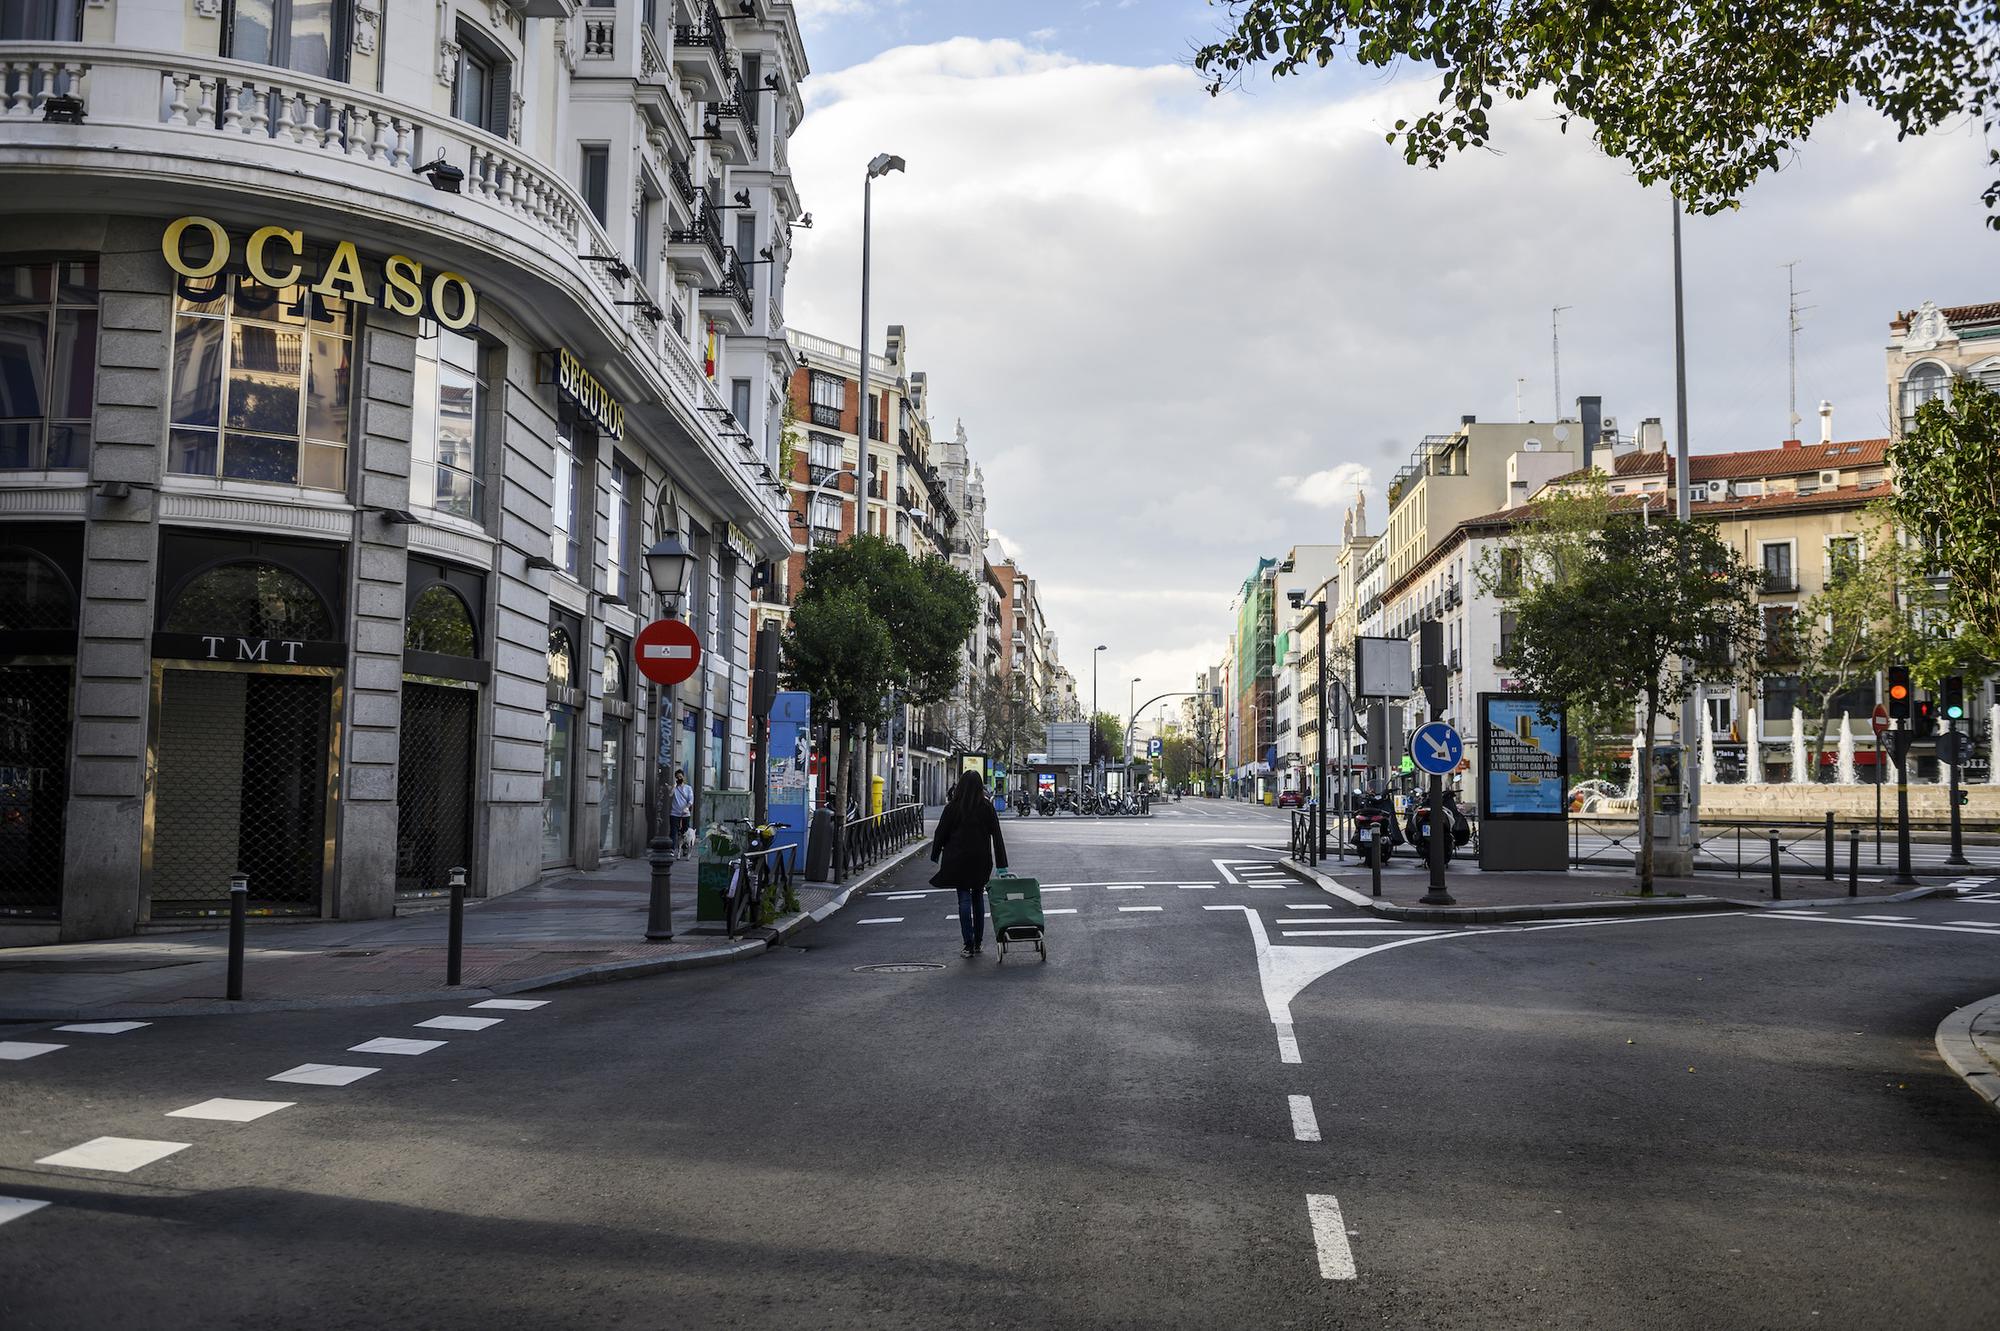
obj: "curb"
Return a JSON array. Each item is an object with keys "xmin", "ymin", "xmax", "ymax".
[
  {"xmin": 1755, "ymin": 884, "xmax": 1965, "ymax": 911},
  {"xmin": 0, "ymin": 841, "xmax": 928, "ymax": 1022},
  {"xmin": 1281, "ymin": 858, "xmax": 1752, "ymax": 923},
  {"xmin": 1934, "ymin": 994, "xmax": 2000, "ymax": 1115}
]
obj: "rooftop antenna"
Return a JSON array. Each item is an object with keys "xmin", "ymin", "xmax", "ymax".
[
  {"xmin": 1782, "ymin": 261, "xmax": 1813, "ymax": 439},
  {"xmin": 1552, "ymin": 305, "xmax": 1573, "ymax": 420},
  {"xmin": 1515, "ymin": 376, "xmax": 1526, "ymax": 423}
]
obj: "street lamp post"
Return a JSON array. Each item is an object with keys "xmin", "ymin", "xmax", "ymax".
[
  {"xmin": 643, "ymin": 528, "xmax": 696, "ymax": 941},
  {"xmin": 1092, "ymin": 643, "xmax": 1106, "ymax": 788},
  {"xmin": 855, "ymin": 151, "xmax": 905, "ymax": 549}
]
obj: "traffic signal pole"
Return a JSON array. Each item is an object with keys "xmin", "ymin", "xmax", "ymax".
[
  {"xmin": 1947, "ymin": 719, "xmax": 1969, "ymax": 866},
  {"xmin": 1893, "ymin": 725, "xmax": 1917, "ymax": 887}
]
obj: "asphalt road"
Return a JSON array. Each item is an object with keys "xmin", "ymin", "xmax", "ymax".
[{"xmin": 3, "ymin": 799, "xmax": 1998, "ymax": 1329}]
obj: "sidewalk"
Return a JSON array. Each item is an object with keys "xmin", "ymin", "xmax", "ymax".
[
  {"xmin": 1285, "ymin": 854, "xmax": 1963, "ymax": 923},
  {"xmin": 0, "ymin": 843, "xmax": 926, "ymax": 1021},
  {"xmin": 1935, "ymin": 994, "xmax": 2000, "ymax": 1116}
]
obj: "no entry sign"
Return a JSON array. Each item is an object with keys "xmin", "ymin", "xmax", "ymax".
[
  {"xmin": 634, "ymin": 618, "xmax": 702, "ymax": 687},
  {"xmin": 1871, "ymin": 704, "xmax": 1889, "ymax": 739}
]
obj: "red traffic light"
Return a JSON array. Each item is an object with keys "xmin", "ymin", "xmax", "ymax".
[{"xmin": 1888, "ymin": 682, "xmax": 1909, "ymax": 700}]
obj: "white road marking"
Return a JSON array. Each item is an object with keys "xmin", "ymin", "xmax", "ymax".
[
  {"xmin": 53, "ymin": 1021, "xmax": 150, "ymax": 1035},
  {"xmin": 0, "ymin": 1197, "xmax": 50, "ymax": 1226},
  {"xmin": 1282, "ymin": 929, "xmax": 1450, "ymax": 937},
  {"xmin": 1118, "ymin": 905, "xmax": 1164, "ymax": 913},
  {"xmin": 348, "ymin": 1037, "xmax": 445, "ymax": 1056},
  {"xmin": 471, "ymin": 999, "xmax": 548, "ymax": 1010},
  {"xmin": 1306, "ymin": 1194, "xmax": 1358, "ymax": 1280},
  {"xmin": 856, "ymin": 918, "xmax": 905, "ymax": 925},
  {"xmin": 1286, "ymin": 905, "xmax": 1336, "ymax": 911},
  {"xmin": 37, "ymin": 1137, "xmax": 189, "ymax": 1173},
  {"xmin": 1040, "ymin": 887, "xmax": 1073, "ymax": 893},
  {"xmin": 879, "ymin": 892, "xmax": 932, "ymax": 900},
  {"xmin": 1288, "ymin": 1094, "xmax": 1321, "ymax": 1142},
  {"xmin": 1046, "ymin": 908, "xmax": 1078, "ymax": 914},
  {"xmin": 269, "ymin": 1063, "xmax": 378, "ymax": 1086},
  {"xmin": 416, "ymin": 1015, "xmax": 503, "ymax": 1031},
  {"xmin": 1211, "ymin": 860, "xmax": 1245, "ymax": 885},
  {"xmin": 0, "ymin": 1042, "xmax": 65, "ymax": 1060},
  {"xmin": 1106, "ymin": 885, "xmax": 1147, "ymax": 891},
  {"xmin": 1762, "ymin": 914, "xmax": 2000, "ymax": 938},
  {"xmin": 167, "ymin": 1098, "xmax": 294, "ymax": 1122},
  {"xmin": 1177, "ymin": 884, "xmax": 1216, "ymax": 890},
  {"xmin": 1853, "ymin": 915, "xmax": 1914, "ymax": 922}
]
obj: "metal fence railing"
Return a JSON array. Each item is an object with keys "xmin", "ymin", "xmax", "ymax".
[
  {"xmin": 837, "ymin": 802, "xmax": 925, "ymax": 882},
  {"xmin": 1571, "ymin": 812, "xmax": 2000, "ymax": 878}
]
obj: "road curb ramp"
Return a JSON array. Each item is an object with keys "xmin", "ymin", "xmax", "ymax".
[{"xmin": 1935, "ymin": 994, "xmax": 2000, "ymax": 1116}]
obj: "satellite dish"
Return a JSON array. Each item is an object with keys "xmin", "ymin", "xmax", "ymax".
[{"xmin": 1552, "ymin": 425, "xmax": 1571, "ymax": 443}]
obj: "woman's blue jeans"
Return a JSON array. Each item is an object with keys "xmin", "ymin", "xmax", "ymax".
[{"xmin": 956, "ymin": 887, "xmax": 986, "ymax": 948}]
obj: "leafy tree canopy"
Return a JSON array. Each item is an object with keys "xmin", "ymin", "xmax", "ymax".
[
  {"xmin": 1194, "ymin": 1, "xmax": 2000, "ymax": 225},
  {"xmin": 1890, "ymin": 375, "xmax": 2000, "ymax": 661}
]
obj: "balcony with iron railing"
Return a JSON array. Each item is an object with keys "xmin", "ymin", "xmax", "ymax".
[
  {"xmin": 671, "ymin": 0, "xmax": 730, "ymax": 96},
  {"xmin": 668, "ymin": 192, "xmax": 728, "ymax": 285},
  {"xmin": 809, "ymin": 402, "xmax": 843, "ymax": 429},
  {"xmin": 1761, "ymin": 568, "xmax": 1798, "ymax": 594},
  {"xmin": 715, "ymin": 64, "xmax": 758, "ymax": 159}
]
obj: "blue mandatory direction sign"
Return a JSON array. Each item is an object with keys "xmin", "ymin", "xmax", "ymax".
[{"xmin": 1408, "ymin": 721, "xmax": 1464, "ymax": 776}]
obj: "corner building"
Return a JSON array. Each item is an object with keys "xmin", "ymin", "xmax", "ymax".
[{"xmin": 0, "ymin": 0, "xmax": 808, "ymax": 940}]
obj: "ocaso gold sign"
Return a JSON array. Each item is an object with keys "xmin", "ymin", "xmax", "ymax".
[
  {"xmin": 555, "ymin": 347, "xmax": 624, "ymax": 439},
  {"xmin": 161, "ymin": 216, "xmax": 477, "ymax": 330}
]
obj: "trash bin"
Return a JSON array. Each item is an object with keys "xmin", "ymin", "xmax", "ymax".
[{"xmin": 805, "ymin": 805, "xmax": 836, "ymax": 882}]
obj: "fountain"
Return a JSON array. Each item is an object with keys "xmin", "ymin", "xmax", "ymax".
[
  {"xmin": 1624, "ymin": 733, "xmax": 1643, "ymax": 800},
  {"xmin": 1836, "ymin": 713, "xmax": 1856, "ymax": 785},
  {"xmin": 1790, "ymin": 706, "xmax": 1809, "ymax": 783},
  {"xmin": 1700, "ymin": 724, "xmax": 1717, "ymax": 786}
]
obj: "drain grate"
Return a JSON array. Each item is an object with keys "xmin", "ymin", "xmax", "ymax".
[{"xmin": 854, "ymin": 962, "xmax": 946, "ymax": 974}]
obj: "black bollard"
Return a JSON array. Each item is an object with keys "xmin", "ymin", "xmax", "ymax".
[
  {"xmin": 646, "ymin": 835, "xmax": 676, "ymax": 940},
  {"xmin": 1768, "ymin": 829, "xmax": 1782, "ymax": 901},
  {"xmin": 1847, "ymin": 828, "xmax": 1860, "ymax": 898},
  {"xmin": 1823, "ymin": 811, "xmax": 1835, "ymax": 882},
  {"xmin": 1369, "ymin": 829, "xmax": 1382, "ymax": 898},
  {"xmin": 446, "ymin": 866, "xmax": 466, "ymax": 986},
  {"xmin": 226, "ymin": 873, "xmax": 247, "ymax": 1001}
]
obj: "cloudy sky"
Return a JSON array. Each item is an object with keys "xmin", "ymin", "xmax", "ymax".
[{"xmin": 780, "ymin": 0, "xmax": 1996, "ymax": 735}]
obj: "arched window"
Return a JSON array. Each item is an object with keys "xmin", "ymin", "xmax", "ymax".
[
  {"xmin": 404, "ymin": 584, "xmax": 477, "ymax": 657},
  {"xmin": 164, "ymin": 561, "xmax": 332, "ymax": 640},
  {"xmin": 0, "ymin": 549, "xmax": 76, "ymax": 631},
  {"xmin": 601, "ymin": 638, "xmax": 624, "ymax": 700},
  {"xmin": 547, "ymin": 625, "xmax": 574, "ymax": 692},
  {"xmin": 1900, "ymin": 362, "xmax": 1950, "ymax": 432}
]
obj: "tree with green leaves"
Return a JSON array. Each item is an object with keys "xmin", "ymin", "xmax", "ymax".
[
  {"xmin": 1090, "ymin": 711, "xmax": 1126, "ymax": 768},
  {"xmin": 1777, "ymin": 518, "xmax": 1905, "ymax": 775},
  {"xmin": 1193, "ymin": 1, "xmax": 2000, "ymax": 226},
  {"xmin": 1508, "ymin": 516, "xmax": 1762, "ymax": 893},
  {"xmin": 1890, "ymin": 375, "xmax": 2000, "ymax": 661}
]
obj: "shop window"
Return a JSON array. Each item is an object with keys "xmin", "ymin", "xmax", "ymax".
[
  {"xmin": 404, "ymin": 584, "xmax": 477, "ymax": 658},
  {"xmin": 164, "ymin": 561, "xmax": 334, "ymax": 640},
  {"xmin": 412, "ymin": 328, "xmax": 487, "ymax": 522},
  {"xmin": 453, "ymin": 22, "xmax": 512, "ymax": 138},
  {"xmin": 0, "ymin": 257, "xmax": 97, "ymax": 472},
  {"xmin": 169, "ymin": 270, "xmax": 352, "ymax": 491},
  {"xmin": 1, "ymin": 0, "xmax": 85, "ymax": 40}
]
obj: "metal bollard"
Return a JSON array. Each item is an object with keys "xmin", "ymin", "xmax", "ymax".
[
  {"xmin": 1768, "ymin": 829, "xmax": 1782, "ymax": 901},
  {"xmin": 446, "ymin": 866, "xmax": 467, "ymax": 986},
  {"xmin": 645, "ymin": 835, "xmax": 676, "ymax": 940},
  {"xmin": 226, "ymin": 873, "xmax": 247, "ymax": 1001},
  {"xmin": 1847, "ymin": 828, "xmax": 1860, "ymax": 898},
  {"xmin": 1823, "ymin": 811, "xmax": 1835, "ymax": 882},
  {"xmin": 1368, "ymin": 829, "xmax": 1382, "ymax": 898}
]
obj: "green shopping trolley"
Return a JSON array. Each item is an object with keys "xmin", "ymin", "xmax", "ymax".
[{"xmin": 987, "ymin": 872, "xmax": 1047, "ymax": 963}]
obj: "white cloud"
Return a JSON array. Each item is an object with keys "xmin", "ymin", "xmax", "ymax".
[
  {"xmin": 1285, "ymin": 463, "xmax": 1374, "ymax": 509},
  {"xmin": 1028, "ymin": 27, "xmax": 1059, "ymax": 42},
  {"xmin": 784, "ymin": 37, "xmax": 1993, "ymax": 718}
]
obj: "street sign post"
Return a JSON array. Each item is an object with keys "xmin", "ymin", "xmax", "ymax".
[
  {"xmin": 634, "ymin": 618, "xmax": 702, "ymax": 687},
  {"xmin": 1871, "ymin": 704, "xmax": 1887, "ymax": 865},
  {"xmin": 1408, "ymin": 722, "xmax": 1464, "ymax": 776},
  {"xmin": 1870, "ymin": 704, "xmax": 1888, "ymax": 741}
]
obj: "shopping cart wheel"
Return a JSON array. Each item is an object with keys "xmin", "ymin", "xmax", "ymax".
[{"xmin": 1036, "ymin": 941, "xmax": 1046, "ymax": 961}]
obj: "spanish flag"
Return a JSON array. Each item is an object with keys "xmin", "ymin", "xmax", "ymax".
[{"xmin": 704, "ymin": 319, "xmax": 717, "ymax": 379}]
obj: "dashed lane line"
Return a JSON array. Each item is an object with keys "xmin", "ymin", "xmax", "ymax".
[
  {"xmin": 35, "ymin": 1137, "xmax": 189, "ymax": 1174},
  {"xmin": 472, "ymin": 998, "xmax": 548, "ymax": 1010},
  {"xmin": 1281, "ymin": 929, "xmax": 1450, "ymax": 938},
  {"xmin": 166, "ymin": 1098, "xmax": 293, "ymax": 1123},
  {"xmin": 0, "ymin": 1197, "xmax": 49, "ymax": 1227},
  {"xmin": 1306, "ymin": 1194, "xmax": 1358, "ymax": 1280},
  {"xmin": 0, "ymin": 1042, "xmax": 64, "ymax": 1061},
  {"xmin": 416, "ymin": 1016, "xmax": 504, "ymax": 1031},
  {"xmin": 349, "ymin": 1038, "xmax": 446, "ymax": 1057},
  {"xmin": 53, "ymin": 1022, "xmax": 150, "ymax": 1035},
  {"xmin": 1288, "ymin": 1095, "xmax": 1321, "ymax": 1143},
  {"xmin": 857, "ymin": 917, "xmax": 905, "ymax": 925},
  {"xmin": 1119, "ymin": 906, "xmax": 1165, "ymax": 913},
  {"xmin": 269, "ymin": 1063, "xmax": 379, "ymax": 1086}
]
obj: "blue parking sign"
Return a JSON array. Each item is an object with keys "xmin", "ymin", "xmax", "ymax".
[{"xmin": 1408, "ymin": 722, "xmax": 1463, "ymax": 776}]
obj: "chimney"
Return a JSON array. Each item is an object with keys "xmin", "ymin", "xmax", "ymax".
[
  {"xmin": 1637, "ymin": 417, "xmax": 1665, "ymax": 453},
  {"xmin": 1818, "ymin": 399, "xmax": 1833, "ymax": 445},
  {"xmin": 1461, "ymin": 414, "xmax": 1477, "ymax": 426},
  {"xmin": 1577, "ymin": 396, "xmax": 1602, "ymax": 472}
]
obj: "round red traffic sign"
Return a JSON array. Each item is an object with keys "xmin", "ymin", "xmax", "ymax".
[
  {"xmin": 1871, "ymin": 703, "xmax": 1889, "ymax": 738},
  {"xmin": 634, "ymin": 618, "xmax": 702, "ymax": 686}
]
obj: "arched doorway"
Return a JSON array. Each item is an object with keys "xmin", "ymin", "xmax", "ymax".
[
  {"xmin": 397, "ymin": 575, "xmax": 483, "ymax": 903},
  {"xmin": 0, "ymin": 547, "xmax": 79, "ymax": 920},
  {"xmin": 148, "ymin": 558, "xmax": 340, "ymax": 918}
]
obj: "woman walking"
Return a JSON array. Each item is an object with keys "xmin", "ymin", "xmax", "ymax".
[{"xmin": 930, "ymin": 770, "xmax": 1009, "ymax": 958}]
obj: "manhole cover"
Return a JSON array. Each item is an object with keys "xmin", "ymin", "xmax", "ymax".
[{"xmin": 854, "ymin": 962, "xmax": 946, "ymax": 974}]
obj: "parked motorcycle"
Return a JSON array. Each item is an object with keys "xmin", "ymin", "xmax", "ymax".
[
  {"xmin": 1404, "ymin": 788, "xmax": 1472, "ymax": 862},
  {"xmin": 1350, "ymin": 790, "xmax": 1403, "ymax": 861}
]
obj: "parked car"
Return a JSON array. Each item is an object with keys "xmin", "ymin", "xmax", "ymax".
[{"xmin": 1277, "ymin": 790, "xmax": 1305, "ymax": 808}]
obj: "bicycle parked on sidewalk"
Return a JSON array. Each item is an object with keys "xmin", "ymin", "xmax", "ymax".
[{"xmin": 720, "ymin": 817, "xmax": 798, "ymax": 938}]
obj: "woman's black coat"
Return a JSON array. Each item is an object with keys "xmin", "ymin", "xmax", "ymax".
[{"xmin": 928, "ymin": 797, "xmax": 1009, "ymax": 890}]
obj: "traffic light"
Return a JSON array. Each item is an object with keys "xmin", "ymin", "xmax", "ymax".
[
  {"xmin": 1886, "ymin": 664, "xmax": 1912, "ymax": 720},
  {"xmin": 1913, "ymin": 698, "xmax": 1936, "ymax": 736},
  {"xmin": 1942, "ymin": 674, "xmax": 1965, "ymax": 721}
]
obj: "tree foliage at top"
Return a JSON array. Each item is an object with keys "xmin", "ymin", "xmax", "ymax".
[
  {"xmin": 1193, "ymin": 1, "xmax": 2000, "ymax": 225},
  {"xmin": 1890, "ymin": 375, "xmax": 2000, "ymax": 660},
  {"xmin": 1508, "ymin": 515, "xmax": 1762, "ymax": 891},
  {"xmin": 779, "ymin": 535, "xmax": 980, "ymax": 731}
]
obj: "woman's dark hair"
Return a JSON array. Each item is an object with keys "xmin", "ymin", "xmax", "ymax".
[{"xmin": 949, "ymin": 769, "xmax": 986, "ymax": 817}]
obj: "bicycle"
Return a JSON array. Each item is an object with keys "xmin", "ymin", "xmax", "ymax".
[{"xmin": 721, "ymin": 817, "xmax": 797, "ymax": 938}]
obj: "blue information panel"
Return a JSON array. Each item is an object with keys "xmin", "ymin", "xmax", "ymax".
[
  {"xmin": 764, "ymin": 691, "xmax": 811, "ymax": 874},
  {"xmin": 1408, "ymin": 722, "xmax": 1463, "ymax": 776},
  {"xmin": 1479, "ymin": 694, "xmax": 1567, "ymax": 819}
]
